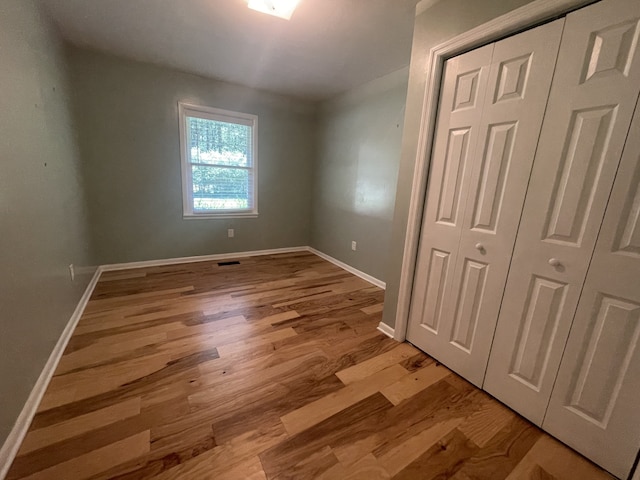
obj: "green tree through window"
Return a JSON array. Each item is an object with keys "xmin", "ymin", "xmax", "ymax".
[{"xmin": 179, "ymin": 103, "xmax": 257, "ymax": 216}]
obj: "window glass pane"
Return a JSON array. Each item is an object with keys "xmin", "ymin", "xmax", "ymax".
[
  {"xmin": 191, "ymin": 165, "xmax": 251, "ymax": 211},
  {"xmin": 187, "ymin": 117, "xmax": 251, "ymax": 167}
]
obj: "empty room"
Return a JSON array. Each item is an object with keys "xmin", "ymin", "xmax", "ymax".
[{"xmin": 1, "ymin": 0, "xmax": 639, "ymax": 478}]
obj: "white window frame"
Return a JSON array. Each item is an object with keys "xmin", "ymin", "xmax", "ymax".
[{"xmin": 178, "ymin": 102, "xmax": 259, "ymax": 219}]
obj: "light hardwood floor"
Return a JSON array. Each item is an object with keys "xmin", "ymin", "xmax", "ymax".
[{"xmin": 6, "ymin": 252, "xmax": 616, "ymax": 479}]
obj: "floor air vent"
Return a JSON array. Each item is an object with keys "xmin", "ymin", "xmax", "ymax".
[{"xmin": 217, "ymin": 261, "xmax": 240, "ymax": 266}]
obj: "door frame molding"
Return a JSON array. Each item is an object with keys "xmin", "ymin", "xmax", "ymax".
[{"xmin": 394, "ymin": 0, "xmax": 599, "ymax": 342}]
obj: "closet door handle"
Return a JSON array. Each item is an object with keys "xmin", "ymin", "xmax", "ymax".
[
  {"xmin": 548, "ymin": 258, "xmax": 561, "ymax": 267},
  {"xmin": 475, "ymin": 243, "xmax": 485, "ymax": 252}
]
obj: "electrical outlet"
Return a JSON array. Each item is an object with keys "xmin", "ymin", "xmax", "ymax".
[
  {"xmin": 351, "ymin": 241, "xmax": 357, "ymax": 251},
  {"xmin": 228, "ymin": 228, "xmax": 234, "ymax": 238},
  {"xmin": 69, "ymin": 264, "xmax": 75, "ymax": 281}
]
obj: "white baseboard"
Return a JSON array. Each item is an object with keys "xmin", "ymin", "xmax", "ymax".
[
  {"xmin": 0, "ymin": 267, "xmax": 102, "ymax": 480},
  {"xmin": 0, "ymin": 245, "xmax": 386, "ymax": 477},
  {"xmin": 100, "ymin": 246, "xmax": 309, "ymax": 272},
  {"xmin": 98, "ymin": 247, "xmax": 386, "ymax": 294},
  {"xmin": 377, "ymin": 322, "xmax": 396, "ymax": 339},
  {"xmin": 307, "ymin": 247, "xmax": 386, "ymax": 289}
]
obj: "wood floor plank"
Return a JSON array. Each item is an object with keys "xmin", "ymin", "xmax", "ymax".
[
  {"xmin": 376, "ymin": 417, "xmax": 464, "ymax": 476},
  {"xmin": 252, "ymin": 309, "xmax": 300, "ymax": 327},
  {"xmin": 332, "ymin": 378, "xmax": 482, "ymax": 466},
  {"xmin": 40, "ymin": 357, "xmax": 168, "ymax": 410},
  {"xmin": 216, "ymin": 327, "xmax": 298, "ymax": 357},
  {"xmin": 84, "ymin": 286, "xmax": 195, "ymax": 311},
  {"xmin": 18, "ymin": 397, "xmax": 141, "ymax": 455},
  {"xmin": 260, "ymin": 393, "xmax": 394, "ymax": 478},
  {"xmin": 31, "ymin": 349, "xmax": 217, "ymax": 430},
  {"xmin": 71, "ymin": 309, "xmax": 200, "ymax": 337},
  {"xmin": 18, "ymin": 430, "xmax": 150, "ymax": 480},
  {"xmin": 361, "ymin": 303, "xmax": 384, "ymax": 315},
  {"xmin": 393, "ymin": 429, "xmax": 479, "ymax": 480},
  {"xmin": 457, "ymin": 395, "xmax": 517, "ymax": 447},
  {"xmin": 188, "ymin": 350, "xmax": 327, "ymax": 411},
  {"xmin": 280, "ymin": 363, "xmax": 408, "ymax": 436},
  {"xmin": 452, "ymin": 416, "xmax": 542, "ymax": 479},
  {"xmin": 272, "ymin": 446, "xmax": 339, "ymax": 480},
  {"xmin": 56, "ymin": 332, "xmax": 169, "ymax": 375},
  {"xmin": 379, "ymin": 361, "xmax": 451, "ymax": 405},
  {"xmin": 195, "ymin": 339, "xmax": 325, "ymax": 383},
  {"xmin": 398, "ymin": 351, "xmax": 433, "ymax": 372},
  {"xmin": 335, "ymin": 343, "xmax": 416, "ymax": 385},
  {"xmin": 506, "ymin": 435, "xmax": 615, "ymax": 480},
  {"xmin": 164, "ymin": 314, "xmax": 247, "ymax": 341},
  {"xmin": 150, "ymin": 424, "xmax": 286, "ymax": 480},
  {"xmin": 317, "ymin": 453, "xmax": 390, "ymax": 480},
  {"xmin": 217, "ymin": 456, "xmax": 268, "ymax": 480},
  {"xmin": 5, "ymin": 253, "xmax": 616, "ymax": 480},
  {"xmin": 98, "ymin": 271, "xmax": 147, "ymax": 282},
  {"xmin": 209, "ymin": 370, "xmax": 344, "ymax": 445},
  {"xmin": 528, "ymin": 465, "xmax": 561, "ymax": 480}
]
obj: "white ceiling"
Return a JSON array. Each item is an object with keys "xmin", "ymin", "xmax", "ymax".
[{"xmin": 41, "ymin": 0, "xmax": 419, "ymax": 101}]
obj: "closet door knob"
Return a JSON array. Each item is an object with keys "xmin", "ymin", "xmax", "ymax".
[
  {"xmin": 548, "ymin": 258, "xmax": 561, "ymax": 267},
  {"xmin": 475, "ymin": 243, "xmax": 484, "ymax": 251}
]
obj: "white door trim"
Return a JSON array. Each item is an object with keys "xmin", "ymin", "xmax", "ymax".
[{"xmin": 393, "ymin": 0, "xmax": 599, "ymax": 342}]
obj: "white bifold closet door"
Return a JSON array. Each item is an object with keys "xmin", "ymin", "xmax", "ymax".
[
  {"xmin": 484, "ymin": 0, "xmax": 640, "ymax": 425},
  {"xmin": 542, "ymin": 96, "xmax": 640, "ymax": 480},
  {"xmin": 407, "ymin": 20, "xmax": 564, "ymax": 387}
]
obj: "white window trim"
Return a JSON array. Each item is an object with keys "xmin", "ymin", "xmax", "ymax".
[{"xmin": 178, "ymin": 102, "xmax": 259, "ymax": 219}]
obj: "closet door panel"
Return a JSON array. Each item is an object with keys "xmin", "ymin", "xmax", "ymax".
[
  {"xmin": 543, "ymin": 100, "xmax": 640, "ymax": 480},
  {"xmin": 484, "ymin": 0, "xmax": 640, "ymax": 425},
  {"xmin": 408, "ymin": 45, "xmax": 494, "ymax": 343},
  {"xmin": 408, "ymin": 20, "xmax": 563, "ymax": 387},
  {"xmin": 439, "ymin": 20, "xmax": 565, "ymax": 386}
]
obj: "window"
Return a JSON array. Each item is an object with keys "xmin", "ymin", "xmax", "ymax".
[{"xmin": 179, "ymin": 103, "xmax": 258, "ymax": 218}]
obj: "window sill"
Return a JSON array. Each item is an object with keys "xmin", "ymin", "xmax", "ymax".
[{"xmin": 183, "ymin": 212, "xmax": 259, "ymax": 220}]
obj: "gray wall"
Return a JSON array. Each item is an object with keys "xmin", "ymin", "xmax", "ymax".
[
  {"xmin": 68, "ymin": 48, "xmax": 317, "ymax": 265},
  {"xmin": 0, "ymin": 1, "xmax": 94, "ymax": 444},
  {"xmin": 381, "ymin": 0, "xmax": 537, "ymax": 329},
  {"xmin": 311, "ymin": 70, "xmax": 409, "ymax": 282}
]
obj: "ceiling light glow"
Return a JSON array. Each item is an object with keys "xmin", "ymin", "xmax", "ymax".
[{"xmin": 248, "ymin": 0, "xmax": 300, "ymax": 20}]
